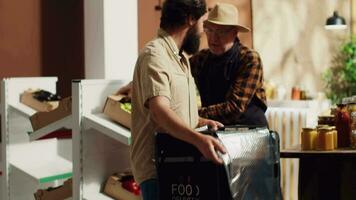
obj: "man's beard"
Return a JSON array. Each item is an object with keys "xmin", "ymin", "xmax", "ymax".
[{"xmin": 181, "ymin": 26, "xmax": 200, "ymax": 55}]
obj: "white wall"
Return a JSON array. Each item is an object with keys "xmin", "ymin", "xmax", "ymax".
[
  {"xmin": 84, "ymin": 0, "xmax": 138, "ymax": 80},
  {"xmin": 252, "ymin": 0, "xmax": 351, "ymax": 97}
]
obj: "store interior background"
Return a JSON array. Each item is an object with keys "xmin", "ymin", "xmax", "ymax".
[
  {"xmin": 0, "ymin": 0, "xmax": 354, "ymax": 199},
  {"xmin": 0, "ymin": 0, "xmax": 353, "ymax": 97}
]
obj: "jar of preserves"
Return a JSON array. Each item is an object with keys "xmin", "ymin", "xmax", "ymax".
[
  {"xmin": 351, "ymin": 130, "xmax": 356, "ymax": 149},
  {"xmin": 301, "ymin": 128, "xmax": 317, "ymax": 150},
  {"xmin": 300, "ymin": 90, "xmax": 307, "ymax": 100},
  {"xmin": 347, "ymin": 96, "xmax": 356, "ymax": 148},
  {"xmin": 335, "ymin": 104, "xmax": 351, "ymax": 148},
  {"xmin": 349, "ymin": 102, "xmax": 356, "ymax": 131},
  {"xmin": 291, "ymin": 86, "xmax": 300, "ymax": 100},
  {"xmin": 316, "ymin": 127, "xmax": 334, "ymax": 151},
  {"xmin": 342, "ymin": 97, "xmax": 351, "ymax": 105},
  {"xmin": 318, "ymin": 115, "xmax": 335, "ymax": 126},
  {"xmin": 330, "ymin": 126, "xmax": 338, "ymax": 149},
  {"xmin": 316, "ymin": 125, "xmax": 328, "ymax": 129}
]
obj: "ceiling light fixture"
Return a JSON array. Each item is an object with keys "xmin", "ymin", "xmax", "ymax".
[{"xmin": 325, "ymin": 11, "xmax": 347, "ymax": 30}]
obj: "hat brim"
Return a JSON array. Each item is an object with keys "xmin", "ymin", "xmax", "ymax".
[{"xmin": 206, "ymin": 19, "xmax": 250, "ymax": 32}]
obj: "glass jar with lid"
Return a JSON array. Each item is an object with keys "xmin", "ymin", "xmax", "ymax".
[
  {"xmin": 318, "ymin": 115, "xmax": 335, "ymax": 126},
  {"xmin": 316, "ymin": 125, "xmax": 337, "ymax": 149},
  {"xmin": 291, "ymin": 86, "xmax": 300, "ymax": 100},
  {"xmin": 330, "ymin": 126, "xmax": 338, "ymax": 149},
  {"xmin": 316, "ymin": 127, "xmax": 334, "ymax": 151},
  {"xmin": 335, "ymin": 104, "xmax": 351, "ymax": 148},
  {"xmin": 351, "ymin": 130, "xmax": 356, "ymax": 149},
  {"xmin": 348, "ymin": 96, "xmax": 356, "ymax": 148},
  {"xmin": 301, "ymin": 128, "xmax": 317, "ymax": 150}
]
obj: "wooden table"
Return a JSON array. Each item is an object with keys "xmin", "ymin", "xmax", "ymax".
[{"xmin": 281, "ymin": 146, "xmax": 356, "ymax": 200}]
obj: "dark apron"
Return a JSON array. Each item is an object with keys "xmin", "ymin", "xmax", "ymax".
[
  {"xmin": 196, "ymin": 40, "xmax": 267, "ymax": 127},
  {"xmin": 236, "ymin": 96, "xmax": 268, "ymax": 127}
]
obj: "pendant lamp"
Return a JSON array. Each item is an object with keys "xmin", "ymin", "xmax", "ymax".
[{"xmin": 325, "ymin": 11, "xmax": 347, "ymax": 30}]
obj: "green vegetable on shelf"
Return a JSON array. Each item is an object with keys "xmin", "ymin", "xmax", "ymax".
[{"xmin": 120, "ymin": 102, "xmax": 132, "ymax": 114}]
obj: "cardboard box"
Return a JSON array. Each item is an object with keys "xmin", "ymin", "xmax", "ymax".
[
  {"xmin": 34, "ymin": 178, "xmax": 72, "ymax": 200},
  {"xmin": 20, "ymin": 89, "xmax": 59, "ymax": 112},
  {"xmin": 30, "ymin": 97, "xmax": 72, "ymax": 131},
  {"xmin": 104, "ymin": 175, "xmax": 142, "ymax": 200},
  {"xmin": 103, "ymin": 95, "xmax": 131, "ymax": 129}
]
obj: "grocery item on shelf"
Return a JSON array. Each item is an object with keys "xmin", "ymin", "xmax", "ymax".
[
  {"xmin": 30, "ymin": 97, "xmax": 72, "ymax": 131},
  {"xmin": 301, "ymin": 125, "xmax": 339, "ymax": 151},
  {"xmin": 291, "ymin": 86, "xmax": 301, "ymax": 100},
  {"xmin": 20, "ymin": 89, "xmax": 60, "ymax": 112},
  {"xmin": 318, "ymin": 115, "xmax": 335, "ymax": 126},
  {"xmin": 33, "ymin": 178, "xmax": 72, "ymax": 200},
  {"xmin": 264, "ymin": 81, "xmax": 276, "ymax": 100},
  {"xmin": 103, "ymin": 95, "xmax": 131, "ymax": 129},
  {"xmin": 331, "ymin": 126, "xmax": 338, "ymax": 149},
  {"xmin": 33, "ymin": 90, "xmax": 61, "ymax": 102},
  {"xmin": 301, "ymin": 128, "xmax": 317, "ymax": 150},
  {"xmin": 346, "ymin": 96, "xmax": 356, "ymax": 148},
  {"xmin": 335, "ymin": 104, "xmax": 351, "ymax": 148},
  {"xmin": 315, "ymin": 126, "xmax": 335, "ymax": 151},
  {"xmin": 104, "ymin": 172, "xmax": 141, "ymax": 200}
]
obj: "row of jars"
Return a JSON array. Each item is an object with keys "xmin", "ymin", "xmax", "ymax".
[
  {"xmin": 301, "ymin": 126, "xmax": 337, "ymax": 151},
  {"xmin": 343, "ymin": 96, "xmax": 356, "ymax": 148},
  {"xmin": 316, "ymin": 97, "xmax": 356, "ymax": 149}
]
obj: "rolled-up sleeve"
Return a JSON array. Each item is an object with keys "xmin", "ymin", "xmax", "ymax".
[{"xmin": 138, "ymin": 51, "xmax": 171, "ymax": 107}]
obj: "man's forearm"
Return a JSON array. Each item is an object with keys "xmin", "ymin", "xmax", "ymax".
[
  {"xmin": 149, "ymin": 96, "xmax": 202, "ymax": 146},
  {"xmin": 148, "ymin": 96, "xmax": 226, "ymax": 164}
]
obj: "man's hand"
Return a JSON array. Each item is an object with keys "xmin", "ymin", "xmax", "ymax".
[
  {"xmin": 148, "ymin": 96, "xmax": 226, "ymax": 165},
  {"xmin": 116, "ymin": 81, "xmax": 133, "ymax": 98},
  {"xmin": 193, "ymin": 133, "xmax": 226, "ymax": 164},
  {"xmin": 198, "ymin": 117, "xmax": 224, "ymax": 131}
]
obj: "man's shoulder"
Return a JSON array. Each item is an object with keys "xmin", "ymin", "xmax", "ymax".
[
  {"xmin": 136, "ymin": 38, "xmax": 172, "ymax": 71},
  {"xmin": 140, "ymin": 37, "xmax": 167, "ymax": 57},
  {"xmin": 239, "ymin": 43, "xmax": 260, "ymax": 59},
  {"xmin": 195, "ymin": 48, "xmax": 210, "ymax": 57},
  {"xmin": 190, "ymin": 49, "xmax": 210, "ymax": 63}
]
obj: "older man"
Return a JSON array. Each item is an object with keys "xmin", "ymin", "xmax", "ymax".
[{"xmin": 190, "ymin": 3, "xmax": 268, "ymax": 126}]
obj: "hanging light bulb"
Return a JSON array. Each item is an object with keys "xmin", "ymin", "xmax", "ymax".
[{"xmin": 325, "ymin": 11, "xmax": 347, "ymax": 30}]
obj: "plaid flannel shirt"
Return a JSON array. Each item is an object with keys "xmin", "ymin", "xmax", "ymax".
[{"xmin": 190, "ymin": 42, "xmax": 267, "ymax": 124}]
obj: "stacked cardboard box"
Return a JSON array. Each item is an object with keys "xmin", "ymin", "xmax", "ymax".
[
  {"xmin": 34, "ymin": 178, "xmax": 72, "ymax": 200},
  {"xmin": 30, "ymin": 97, "xmax": 72, "ymax": 131},
  {"xmin": 104, "ymin": 173, "xmax": 141, "ymax": 200},
  {"xmin": 20, "ymin": 89, "xmax": 59, "ymax": 112},
  {"xmin": 103, "ymin": 95, "xmax": 131, "ymax": 129}
]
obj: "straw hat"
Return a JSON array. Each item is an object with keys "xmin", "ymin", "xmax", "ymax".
[{"xmin": 206, "ymin": 3, "xmax": 250, "ymax": 32}]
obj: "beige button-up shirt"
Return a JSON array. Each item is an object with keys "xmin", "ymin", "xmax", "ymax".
[{"xmin": 131, "ymin": 29, "xmax": 199, "ymax": 184}]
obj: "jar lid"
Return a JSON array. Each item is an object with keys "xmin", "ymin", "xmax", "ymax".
[
  {"xmin": 342, "ymin": 97, "xmax": 350, "ymax": 104},
  {"xmin": 302, "ymin": 127, "xmax": 316, "ymax": 131},
  {"xmin": 318, "ymin": 126, "xmax": 333, "ymax": 131},
  {"xmin": 318, "ymin": 115, "xmax": 334, "ymax": 119},
  {"xmin": 316, "ymin": 125, "xmax": 329, "ymax": 129},
  {"xmin": 352, "ymin": 96, "xmax": 356, "ymax": 103},
  {"xmin": 337, "ymin": 103, "xmax": 347, "ymax": 108}
]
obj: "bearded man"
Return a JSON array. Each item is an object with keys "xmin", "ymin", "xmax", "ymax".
[{"xmin": 130, "ymin": 1, "xmax": 226, "ymax": 199}]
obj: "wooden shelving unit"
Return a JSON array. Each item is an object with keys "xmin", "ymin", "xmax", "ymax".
[
  {"xmin": 72, "ymin": 79, "xmax": 131, "ymax": 200},
  {"xmin": 1, "ymin": 77, "xmax": 73, "ymax": 200}
]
